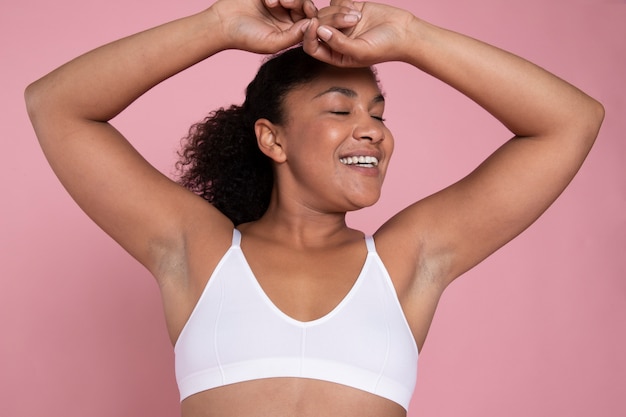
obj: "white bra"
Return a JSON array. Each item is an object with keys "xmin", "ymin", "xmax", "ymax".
[{"xmin": 174, "ymin": 229, "xmax": 418, "ymax": 410}]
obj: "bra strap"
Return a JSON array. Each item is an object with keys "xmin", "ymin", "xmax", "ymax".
[
  {"xmin": 232, "ymin": 228, "xmax": 242, "ymax": 247},
  {"xmin": 365, "ymin": 235, "xmax": 376, "ymax": 253}
]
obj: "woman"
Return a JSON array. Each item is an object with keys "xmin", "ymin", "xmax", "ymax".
[{"xmin": 25, "ymin": 0, "xmax": 604, "ymax": 416}]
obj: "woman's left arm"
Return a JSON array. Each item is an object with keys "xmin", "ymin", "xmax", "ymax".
[{"xmin": 305, "ymin": 1, "xmax": 604, "ymax": 286}]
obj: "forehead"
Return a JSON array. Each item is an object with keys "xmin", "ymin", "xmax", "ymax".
[{"xmin": 290, "ymin": 66, "xmax": 383, "ymax": 101}]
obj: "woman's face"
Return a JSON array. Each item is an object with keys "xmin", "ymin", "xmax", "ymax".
[{"xmin": 272, "ymin": 66, "xmax": 394, "ymax": 213}]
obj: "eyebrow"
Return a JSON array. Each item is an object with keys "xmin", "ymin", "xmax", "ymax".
[{"xmin": 314, "ymin": 86, "xmax": 385, "ymax": 103}]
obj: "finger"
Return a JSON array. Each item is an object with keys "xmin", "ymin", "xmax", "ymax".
[
  {"xmin": 265, "ymin": 0, "xmax": 316, "ymax": 21},
  {"xmin": 302, "ymin": 18, "xmax": 335, "ymax": 62},
  {"xmin": 264, "ymin": 0, "xmax": 304, "ymax": 8},
  {"xmin": 303, "ymin": 20, "xmax": 361, "ymax": 67},
  {"xmin": 329, "ymin": 0, "xmax": 358, "ymax": 9},
  {"xmin": 313, "ymin": 24, "xmax": 374, "ymax": 67},
  {"xmin": 317, "ymin": 5, "xmax": 361, "ymax": 19},
  {"xmin": 303, "ymin": 0, "xmax": 318, "ymax": 18},
  {"xmin": 317, "ymin": 8, "xmax": 361, "ymax": 30},
  {"xmin": 268, "ymin": 18, "xmax": 311, "ymax": 50}
]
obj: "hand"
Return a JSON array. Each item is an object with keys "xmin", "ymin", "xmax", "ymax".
[
  {"xmin": 302, "ymin": 0, "xmax": 417, "ymax": 67},
  {"xmin": 210, "ymin": 0, "xmax": 317, "ymax": 53}
]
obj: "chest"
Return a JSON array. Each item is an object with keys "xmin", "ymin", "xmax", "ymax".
[
  {"xmin": 240, "ymin": 241, "xmax": 368, "ymax": 322},
  {"xmin": 174, "ymin": 244, "xmax": 419, "ymax": 409}
]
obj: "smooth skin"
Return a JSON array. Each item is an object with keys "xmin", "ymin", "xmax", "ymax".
[{"xmin": 25, "ymin": 0, "xmax": 604, "ymax": 416}]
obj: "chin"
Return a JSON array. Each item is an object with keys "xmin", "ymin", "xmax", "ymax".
[{"xmin": 346, "ymin": 193, "xmax": 382, "ymax": 211}]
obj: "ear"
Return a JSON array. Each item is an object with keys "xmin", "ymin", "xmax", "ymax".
[{"xmin": 255, "ymin": 118, "xmax": 287, "ymax": 163}]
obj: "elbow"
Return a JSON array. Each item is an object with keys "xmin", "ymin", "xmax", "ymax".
[
  {"xmin": 569, "ymin": 94, "xmax": 605, "ymax": 152},
  {"xmin": 24, "ymin": 82, "xmax": 37, "ymax": 118},
  {"xmin": 25, "ymin": 77, "xmax": 66, "ymax": 152},
  {"xmin": 590, "ymin": 97, "xmax": 605, "ymax": 133},
  {"xmin": 583, "ymin": 96, "xmax": 605, "ymax": 148},
  {"xmin": 24, "ymin": 79, "xmax": 47, "ymax": 129},
  {"xmin": 25, "ymin": 77, "xmax": 63, "ymax": 146}
]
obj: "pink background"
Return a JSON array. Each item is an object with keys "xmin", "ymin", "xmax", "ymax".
[{"xmin": 1, "ymin": 0, "xmax": 625, "ymax": 416}]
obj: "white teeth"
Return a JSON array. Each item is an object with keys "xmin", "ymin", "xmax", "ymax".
[{"xmin": 340, "ymin": 156, "xmax": 379, "ymax": 167}]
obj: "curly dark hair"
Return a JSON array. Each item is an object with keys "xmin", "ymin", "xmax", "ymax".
[{"xmin": 176, "ymin": 46, "xmax": 375, "ymax": 225}]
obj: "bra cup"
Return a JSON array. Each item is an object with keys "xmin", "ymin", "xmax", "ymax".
[{"xmin": 175, "ymin": 230, "xmax": 418, "ymax": 410}]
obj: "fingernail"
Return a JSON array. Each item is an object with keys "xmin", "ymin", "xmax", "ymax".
[
  {"xmin": 344, "ymin": 14, "xmax": 359, "ymax": 23},
  {"xmin": 300, "ymin": 19, "xmax": 311, "ymax": 33},
  {"xmin": 317, "ymin": 26, "xmax": 333, "ymax": 41}
]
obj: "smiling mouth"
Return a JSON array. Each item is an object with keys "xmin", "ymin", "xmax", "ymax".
[{"xmin": 339, "ymin": 156, "xmax": 379, "ymax": 167}]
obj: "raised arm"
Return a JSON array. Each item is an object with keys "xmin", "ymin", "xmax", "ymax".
[
  {"xmin": 24, "ymin": 0, "xmax": 316, "ymax": 278},
  {"xmin": 305, "ymin": 1, "xmax": 604, "ymax": 287}
]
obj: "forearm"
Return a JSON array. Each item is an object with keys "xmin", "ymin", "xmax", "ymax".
[
  {"xmin": 402, "ymin": 18, "xmax": 604, "ymax": 141},
  {"xmin": 25, "ymin": 8, "xmax": 223, "ymax": 123}
]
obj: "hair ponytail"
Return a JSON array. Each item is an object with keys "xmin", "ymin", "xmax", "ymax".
[{"xmin": 177, "ymin": 104, "xmax": 273, "ymax": 226}]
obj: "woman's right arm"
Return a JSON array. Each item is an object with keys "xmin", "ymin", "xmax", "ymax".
[{"xmin": 24, "ymin": 0, "xmax": 315, "ymax": 279}]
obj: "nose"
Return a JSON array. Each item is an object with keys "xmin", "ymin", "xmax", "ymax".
[{"xmin": 353, "ymin": 114, "xmax": 385, "ymax": 143}]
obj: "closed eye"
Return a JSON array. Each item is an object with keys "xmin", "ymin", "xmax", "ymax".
[{"xmin": 330, "ymin": 111, "xmax": 385, "ymax": 122}]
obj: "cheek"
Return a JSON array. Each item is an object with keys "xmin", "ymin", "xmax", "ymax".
[
  {"xmin": 284, "ymin": 120, "xmax": 346, "ymax": 156},
  {"xmin": 385, "ymin": 127, "xmax": 395, "ymax": 149},
  {"xmin": 376, "ymin": 132, "xmax": 394, "ymax": 179},
  {"xmin": 384, "ymin": 130, "xmax": 395, "ymax": 161}
]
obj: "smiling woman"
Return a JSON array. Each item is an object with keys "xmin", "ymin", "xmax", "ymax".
[
  {"xmin": 265, "ymin": 64, "xmax": 393, "ymax": 211},
  {"xmin": 177, "ymin": 49, "xmax": 391, "ymax": 224},
  {"xmin": 23, "ymin": 0, "xmax": 604, "ymax": 416}
]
